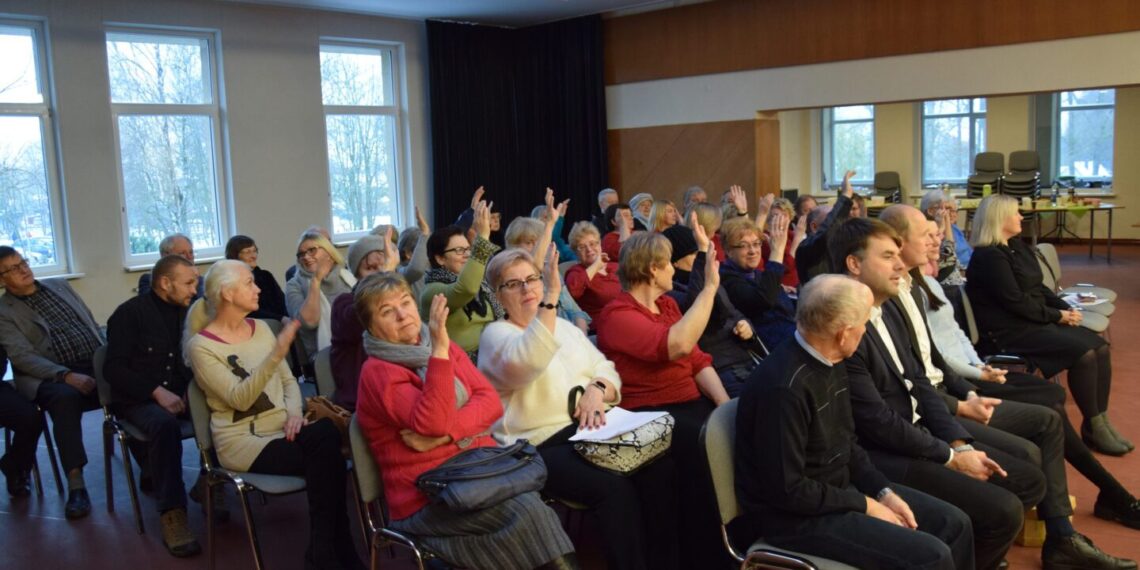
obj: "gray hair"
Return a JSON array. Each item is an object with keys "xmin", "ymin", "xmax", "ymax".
[
  {"xmin": 597, "ymin": 188, "xmax": 618, "ymax": 208},
  {"xmin": 158, "ymin": 233, "xmax": 191, "ymax": 256},
  {"xmin": 796, "ymin": 274, "xmax": 871, "ymax": 337},
  {"xmin": 683, "ymin": 186, "xmax": 706, "ymax": 206},
  {"xmin": 486, "ymin": 248, "xmax": 538, "ymax": 291},
  {"xmin": 183, "ymin": 259, "xmax": 251, "ymax": 363},
  {"xmin": 920, "ymin": 189, "xmax": 949, "ymax": 215},
  {"xmin": 504, "ymin": 217, "xmax": 544, "ymax": 249}
]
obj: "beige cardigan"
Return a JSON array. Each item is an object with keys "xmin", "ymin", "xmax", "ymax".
[{"xmin": 188, "ymin": 319, "xmax": 303, "ymax": 471}]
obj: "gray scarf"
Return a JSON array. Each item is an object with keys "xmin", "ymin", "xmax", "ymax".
[{"xmin": 362, "ymin": 324, "xmax": 469, "ymax": 407}]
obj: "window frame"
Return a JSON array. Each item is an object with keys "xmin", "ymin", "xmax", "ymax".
[
  {"xmin": 920, "ymin": 97, "xmax": 987, "ymax": 186},
  {"xmin": 821, "ymin": 105, "xmax": 875, "ymax": 187},
  {"xmin": 0, "ymin": 18, "xmax": 71, "ymax": 276},
  {"xmin": 105, "ymin": 26, "xmax": 231, "ymax": 268},
  {"xmin": 319, "ymin": 38, "xmax": 408, "ymax": 243},
  {"xmin": 1053, "ymin": 89, "xmax": 1114, "ymax": 184}
]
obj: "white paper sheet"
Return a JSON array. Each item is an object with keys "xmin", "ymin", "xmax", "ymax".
[
  {"xmin": 568, "ymin": 407, "xmax": 669, "ymax": 442},
  {"xmin": 1063, "ymin": 294, "xmax": 1109, "ymax": 308}
]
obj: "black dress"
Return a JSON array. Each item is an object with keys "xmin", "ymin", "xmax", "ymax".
[{"xmin": 965, "ymin": 238, "xmax": 1104, "ymax": 376}]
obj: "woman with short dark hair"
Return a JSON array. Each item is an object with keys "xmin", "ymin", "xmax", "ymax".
[{"xmin": 225, "ymin": 235, "xmax": 286, "ymax": 321}]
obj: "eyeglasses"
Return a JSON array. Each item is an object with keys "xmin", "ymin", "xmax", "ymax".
[
  {"xmin": 497, "ymin": 274, "xmax": 542, "ymax": 293},
  {"xmin": 730, "ymin": 241, "xmax": 764, "ymax": 251},
  {"xmin": 296, "ymin": 246, "xmax": 322, "ymax": 260},
  {"xmin": 240, "ymin": 247, "xmax": 259, "ymax": 255},
  {"xmin": 576, "ymin": 240, "xmax": 600, "ymax": 251},
  {"xmin": 0, "ymin": 259, "xmax": 29, "ymax": 277},
  {"xmin": 443, "ymin": 246, "xmax": 471, "ymax": 256}
]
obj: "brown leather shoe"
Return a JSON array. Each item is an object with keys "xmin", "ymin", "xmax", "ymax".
[{"xmin": 159, "ymin": 508, "xmax": 202, "ymax": 558}]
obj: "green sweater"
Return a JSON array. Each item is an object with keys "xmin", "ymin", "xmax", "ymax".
[{"xmin": 419, "ymin": 236, "xmax": 501, "ymax": 355}]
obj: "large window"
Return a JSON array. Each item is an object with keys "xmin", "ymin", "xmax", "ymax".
[
  {"xmin": 822, "ymin": 105, "xmax": 874, "ymax": 186},
  {"xmin": 0, "ymin": 20, "xmax": 68, "ymax": 274},
  {"xmin": 320, "ymin": 42, "xmax": 404, "ymax": 240},
  {"xmin": 106, "ymin": 29, "xmax": 229, "ymax": 264},
  {"xmin": 922, "ymin": 98, "xmax": 986, "ymax": 184},
  {"xmin": 1056, "ymin": 89, "xmax": 1114, "ymax": 182}
]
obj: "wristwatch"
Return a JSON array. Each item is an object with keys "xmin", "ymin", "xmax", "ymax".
[
  {"xmin": 589, "ymin": 380, "xmax": 606, "ymax": 395},
  {"xmin": 876, "ymin": 487, "xmax": 894, "ymax": 501}
]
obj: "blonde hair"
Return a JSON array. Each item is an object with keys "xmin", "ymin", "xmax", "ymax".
[
  {"xmin": 486, "ymin": 248, "xmax": 538, "ymax": 291},
  {"xmin": 720, "ymin": 217, "xmax": 761, "ymax": 247},
  {"xmin": 352, "ymin": 271, "xmax": 414, "ymax": 331},
  {"xmin": 504, "ymin": 217, "xmax": 543, "ymax": 248},
  {"xmin": 770, "ymin": 198, "xmax": 794, "ymax": 218},
  {"xmin": 297, "ymin": 230, "xmax": 345, "ymax": 267},
  {"xmin": 183, "ymin": 260, "xmax": 251, "ymax": 364},
  {"xmin": 971, "ymin": 194, "xmax": 1019, "ymax": 247},
  {"xmin": 617, "ymin": 232, "xmax": 671, "ymax": 290},
  {"xmin": 649, "ymin": 199, "xmax": 676, "ymax": 232},
  {"xmin": 687, "ymin": 202, "xmax": 723, "ymax": 236},
  {"xmin": 568, "ymin": 221, "xmax": 601, "ymax": 251}
]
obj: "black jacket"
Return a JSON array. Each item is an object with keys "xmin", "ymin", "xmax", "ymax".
[
  {"xmin": 844, "ymin": 302, "xmax": 972, "ymax": 480},
  {"xmin": 249, "ymin": 266, "xmax": 288, "ymax": 321},
  {"xmin": 104, "ymin": 292, "xmax": 192, "ymax": 405},
  {"xmin": 965, "ymin": 239, "xmax": 1069, "ymax": 347},
  {"xmin": 795, "ymin": 194, "xmax": 852, "ymax": 285},
  {"xmin": 737, "ymin": 339, "xmax": 889, "ymax": 520}
]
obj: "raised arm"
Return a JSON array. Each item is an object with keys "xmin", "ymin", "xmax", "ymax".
[
  {"xmin": 666, "ymin": 240, "xmax": 721, "ymax": 359},
  {"xmin": 190, "ymin": 320, "xmax": 300, "ymax": 412}
]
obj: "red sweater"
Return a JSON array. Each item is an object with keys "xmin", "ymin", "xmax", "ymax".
[
  {"xmin": 761, "ymin": 230, "xmax": 799, "ymax": 287},
  {"xmin": 602, "ymin": 231, "xmax": 624, "ymax": 261},
  {"xmin": 564, "ymin": 262, "xmax": 622, "ymax": 321},
  {"xmin": 355, "ymin": 341, "xmax": 503, "ymax": 520},
  {"xmin": 595, "ymin": 292, "xmax": 713, "ymax": 409}
]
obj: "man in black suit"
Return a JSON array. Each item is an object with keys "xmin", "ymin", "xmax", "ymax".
[
  {"xmin": 795, "ymin": 170, "xmax": 855, "ymax": 286},
  {"xmin": 736, "ymin": 274, "xmax": 973, "ymax": 570},
  {"xmin": 829, "ymin": 218, "xmax": 1030, "ymax": 570},
  {"xmin": 105, "ymin": 255, "xmax": 203, "ymax": 558},
  {"xmin": 878, "ymin": 204, "xmax": 1136, "ymax": 570}
]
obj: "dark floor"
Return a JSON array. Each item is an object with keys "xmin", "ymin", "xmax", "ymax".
[{"xmin": 2, "ymin": 243, "xmax": 1139, "ymax": 569}]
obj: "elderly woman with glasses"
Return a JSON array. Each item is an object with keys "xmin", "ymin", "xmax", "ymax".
[
  {"xmin": 422, "ymin": 201, "xmax": 501, "ymax": 362},
  {"xmin": 564, "ymin": 221, "xmax": 622, "ymax": 322},
  {"xmin": 478, "ymin": 246, "xmax": 680, "ymax": 570},
  {"xmin": 226, "ymin": 235, "xmax": 287, "ymax": 322},
  {"xmin": 354, "ymin": 274, "xmax": 577, "ymax": 570},
  {"xmin": 285, "ymin": 229, "xmax": 356, "ymax": 363},
  {"xmin": 719, "ymin": 216, "xmax": 797, "ymax": 350}
]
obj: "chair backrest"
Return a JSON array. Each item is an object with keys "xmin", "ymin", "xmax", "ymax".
[
  {"xmin": 873, "ymin": 171, "xmax": 900, "ymax": 191},
  {"xmin": 957, "ymin": 285, "xmax": 980, "ymax": 345},
  {"xmin": 974, "ymin": 151, "xmax": 1004, "ymax": 175},
  {"xmin": 187, "ymin": 381, "xmax": 215, "ymax": 453},
  {"xmin": 1008, "ymin": 150, "xmax": 1039, "ymax": 174},
  {"xmin": 701, "ymin": 398, "xmax": 741, "ymax": 526},
  {"xmin": 92, "ymin": 345, "xmax": 113, "ymax": 408},
  {"xmin": 314, "ymin": 347, "xmax": 335, "ymax": 398},
  {"xmin": 1035, "ymin": 243, "xmax": 1062, "ymax": 290},
  {"xmin": 349, "ymin": 415, "xmax": 383, "ymax": 505}
]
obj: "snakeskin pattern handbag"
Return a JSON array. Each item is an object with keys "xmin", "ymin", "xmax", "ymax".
[{"xmin": 566, "ymin": 386, "xmax": 674, "ymax": 475}]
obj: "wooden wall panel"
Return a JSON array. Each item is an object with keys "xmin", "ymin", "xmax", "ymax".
[
  {"xmin": 608, "ymin": 120, "xmax": 755, "ymax": 207},
  {"xmin": 754, "ymin": 112, "xmax": 780, "ymax": 199},
  {"xmin": 604, "ymin": 0, "xmax": 1140, "ymax": 85}
]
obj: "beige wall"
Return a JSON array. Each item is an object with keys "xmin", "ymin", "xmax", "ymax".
[
  {"xmin": 986, "ymin": 95, "xmax": 1033, "ymax": 159},
  {"xmin": 873, "ymin": 103, "xmax": 920, "ymax": 201},
  {"xmin": 1, "ymin": 0, "xmax": 432, "ymax": 322}
]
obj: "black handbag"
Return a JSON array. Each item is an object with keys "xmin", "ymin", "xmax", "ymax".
[{"xmin": 415, "ymin": 439, "xmax": 547, "ymax": 512}]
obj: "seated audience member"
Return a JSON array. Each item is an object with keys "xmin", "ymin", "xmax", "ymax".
[
  {"xmin": 284, "ymin": 225, "xmax": 331, "ymax": 283},
  {"xmin": 880, "ymin": 204, "xmax": 1134, "ymax": 569},
  {"xmin": 0, "ymin": 246, "xmax": 101, "ymax": 519},
  {"xmin": 946, "ymin": 200, "xmax": 973, "ymax": 267},
  {"xmin": 226, "ymin": 235, "xmax": 287, "ymax": 321},
  {"xmin": 795, "ymin": 169, "xmax": 857, "ymax": 285},
  {"xmin": 687, "ymin": 202, "xmax": 726, "ymax": 263},
  {"xmin": 851, "ymin": 193, "xmax": 867, "ymax": 218},
  {"xmin": 422, "ymin": 201, "xmax": 502, "ymax": 362},
  {"xmin": 719, "ymin": 185, "xmax": 751, "ymax": 223},
  {"xmin": 453, "ymin": 187, "xmax": 506, "ymax": 247},
  {"xmin": 736, "ymin": 275, "xmax": 973, "ymax": 570},
  {"xmin": 529, "ymin": 200, "xmax": 576, "ymax": 262},
  {"xmin": 760, "ymin": 198, "xmax": 806, "ymax": 287},
  {"xmin": 594, "ymin": 231, "xmax": 730, "ymax": 567},
  {"xmin": 480, "ymin": 248, "xmax": 679, "ymax": 570},
  {"xmin": 663, "ymin": 222, "xmax": 757, "ymax": 398},
  {"xmin": 354, "ymin": 274, "xmax": 576, "ymax": 570},
  {"xmin": 793, "ymin": 194, "xmax": 818, "ymax": 224},
  {"xmin": 503, "ymin": 213, "xmax": 590, "ymax": 334},
  {"xmin": 718, "ymin": 217, "xmax": 796, "ymax": 350},
  {"xmin": 286, "ymin": 229, "xmax": 356, "ymax": 363},
  {"xmin": 629, "ymin": 192, "xmax": 654, "ymax": 231},
  {"xmin": 395, "ymin": 206, "xmax": 432, "ymax": 301},
  {"xmin": 565, "ymin": 221, "xmax": 622, "ymax": 322},
  {"xmin": 601, "ymin": 203, "xmax": 635, "ymax": 261},
  {"xmin": 0, "ymin": 344, "xmax": 43, "ymax": 499},
  {"xmin": 919, "ymin": 190, "xmax": 965, "ymax": 284},
  {"xmin": 682, "ymin": 185, "xmax": 707, "ymax": 212},
  {"xmin": 592, "ymin": 187, "xmax": 619, "ymax": 235},
  {"xmin": 105, "ymin": 255, "xmax": 205, "ymax": 557},
  {"xmin": 138, "ymin": 233, "xmax": 204, "ymax": 298},
  {"xmin": 186, "ymin": 261, "xmax": 360, "ymax": 569},
  {"xmin": 648, "ymin": 199, "xmax": 680, "ymax": 233},
  {"xmin": 966, "ymin": 195, "xmax": 1126, "ymax": 455},
  {"xmin": 918, "ymin": 220, "xmax": 1140, "ymax": 529},
  {"xmin": 329, "ymin": 231, "xmax": 400, "ymax": 411}
]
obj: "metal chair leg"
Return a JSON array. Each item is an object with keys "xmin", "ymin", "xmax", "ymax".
[
  {"xmin": 206, "ymin": 473, "xmax": 216, "ymax": 570},
  {"xmin": 117, "ymin": 433, "xmax": 145, "ymax": 534},
  {"xmin": 103, "ymin": 422, "xmax": 114, "ymax": 512},
  {"xmin": 236, "ymin": 483, "xmax": 266, "ymax": 570},
  {"xmin": 30, "ymin": 456, "xmax": 43, "ymax": 497},
  {"xmin": 39, "ymin": 409, "xmax": 64, "ymax": 495}
]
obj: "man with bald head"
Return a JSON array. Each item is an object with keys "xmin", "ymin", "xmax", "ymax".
[
  {"xmin": 736, "ymin": 274, "xmax": 972, "ymax": 570},
  {"xmin": 137, "ymin": 233, "xmax": 204, "ymax": 298}
]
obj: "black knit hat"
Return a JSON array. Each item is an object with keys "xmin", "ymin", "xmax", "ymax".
[{"xmin": 662, "ymin": 225, "xmax": 698, "ymax": 263}]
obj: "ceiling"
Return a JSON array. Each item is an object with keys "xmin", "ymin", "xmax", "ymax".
[{"xmin": 218, "ymin": 0, "xmax": 688, "ymax": 27}]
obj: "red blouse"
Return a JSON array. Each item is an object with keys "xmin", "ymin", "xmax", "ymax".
[{"xmin": 564, "ymin": 261, "xmax": 622, "ymax": 321}]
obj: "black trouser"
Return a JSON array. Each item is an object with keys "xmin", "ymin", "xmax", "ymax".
[
  {"xmin": 538, "ymin": 424, "xmax": 679, "ymax": 570},
  {"xmin": 34, "ymin": 381, "xmax": 99, "ymax": 473},
  {"xmin": 960, "ymin": 400, "xmax": 1072, "ymax": 521},
  {"xmin": 0, "ymin": 382, "xmax": 42, "ymax": 476},
  {"xmin": 113, "ymin": 401, "xmax": 188, "ymax": 513},
  {"xmin": 762, "ymin": 484, "xmax": 974, "ymax": 570},
  {"xmin": 247, "ymin": 418, "xmax": 353, "ymax": 566},
  {"xmin": 880, "ymin": 451, "xmax": 1025, "ymax": 570}
]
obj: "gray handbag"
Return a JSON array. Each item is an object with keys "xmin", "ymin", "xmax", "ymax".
[
  {"xmin": 415, "ymin": 439, "xmax": 547, "ymax": 512},
  {"xmin": 567, "ymin": 386, "xmax": 674, "ymax": 475}
]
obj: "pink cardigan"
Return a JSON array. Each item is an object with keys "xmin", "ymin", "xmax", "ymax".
[{"xmin": 355, "ymin": 340, "xmax": 503, "ymax": 520}]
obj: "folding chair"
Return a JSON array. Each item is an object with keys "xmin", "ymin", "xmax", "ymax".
[
  {"xmin": 187, "ymin": 381, "xmax": 307, "ymax": 570},
  {"xmin": 314, "ymin": 347, "xmax": 335, "ymax": 398},
  {"xmin": 699, "ymin": 399, "xmax": 855, "ymax": 569}
]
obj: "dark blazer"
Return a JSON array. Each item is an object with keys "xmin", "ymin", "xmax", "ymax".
[
  {"xmin": 844, "ymin": 302, "xmax": 971, "ymax": 480},
  {"xmin": 104, "ymin": 292, "xmax": 193, "ymax": 406},
  {"xmin": 795, "ymin": 193, "xmax": 852, "ymax": 285},
  {"xmin": 965, "ymin": 239, "xmax": 1070, "ymax": 347},
  {"xmin": 720, "ymin": 259, "xmax": 796, "ymax": 350},
  {"xmin": 888, "ymin": 283, "xmax": 979, "ymax": 414}
]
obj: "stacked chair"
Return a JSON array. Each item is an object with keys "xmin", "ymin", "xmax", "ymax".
[
  {"xmin": 872, "ymin": 171, "xmax": 902, "ymax": 204},
  {"xmin": 1000, "ymin": 151, "xmax": 1041, "ymax": 200},
  {"xmin": 966, "ymin": 152, "xmax": 1004, "ymax": 198}
]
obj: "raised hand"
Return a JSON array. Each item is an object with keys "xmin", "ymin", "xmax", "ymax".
[
  {"xmin": 472, "ymin": 200, "xmax": 492, "ymax": 240},
  {"xmin": 382, "ymin": 227, "xmax": 400, "ymax": 272},
  {"xmin": 842, "ymin": 170, "xmax": 857, "ymax": 197},
  {"xmin": 415, "ymin": 206, "xmax": 430, "ymax": 234},
  {"xmin": 690, "ymin": 211, "xmax": 710, "ymax": 252},
  {"xmin": 427, "ymin": 294, "xmax": 451, "ymax": 358},
  {"xmin": 557, "ymin": 199, "xmax": 570, "ymax": 218},
  {"xmin": 543, "ymin": 188, "xmax": 559, "ymax": 227},
  {"xmin": 543, "ymin": 243, "xmax": 562, "ymax": 299},
  {"xmin": 704, "ymin": 242, "xmax": 721, "ymax": 289},
  {"xmin": 729, "ymin": 185, "xmax": 748, "ymax": 214},
  {"xmin": 272, "ymin": 319, "xmax": 302, "ymax": 362},
  {"xmin": 470, "ymin": 186, "xmax": 485, "ymax": 210}
]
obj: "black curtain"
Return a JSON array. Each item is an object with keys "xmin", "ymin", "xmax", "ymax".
[{"xmin": 427, "ymin": 16, "xmax": 608, "ymax": 232}]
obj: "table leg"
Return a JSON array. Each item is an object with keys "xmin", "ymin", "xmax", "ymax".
[
  {"xmin": 1108, "ymin": 208, "xmax": 1113, "ymax": 264},
  {"xmin": 1089, "ymin": 209, "xmax": 1094, "ymax": 259}
]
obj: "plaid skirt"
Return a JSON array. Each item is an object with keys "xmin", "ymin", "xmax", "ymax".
[{"xmin": 390, "ymin": 491, "xmax": 573, "ymax": 570}]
